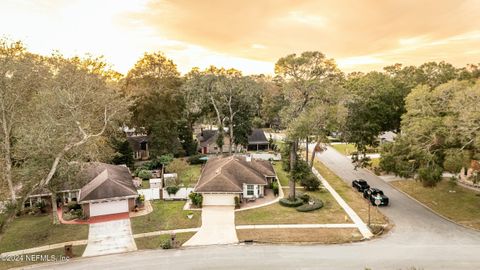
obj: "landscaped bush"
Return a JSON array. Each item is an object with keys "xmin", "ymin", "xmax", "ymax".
[
  {"xmin": 137, "ymin": 169, "xmax": 152, "ymax": 180},
  {"xmin": 161, "ymin": 239, "xmax": 172, "ymax": 249},
  {"xmin": 187, "ymin": 154, "xmax": 206, "ymax": 165},
  {"xmin": 300, "ymin": 174, "xmax": 321, "ymax": 191},
  {"xmin": 166, "ymin": 186, "xmax": 180, "ymax": 195},
  {"xmin": 234, "ymin": 196, "xmax": 240, "ymax": 208},
  {"xmin": 295, "ymin": 199, "xmax": 324, "ymax": 212},
  {"xmin": 189, "ymin": 192, "xmax": 203, "ymax": 207},
  {"xmin": 298, "ymin": 193, "xmax": 310, "ymax": 203},
  {"xmin": 279, "ymin": 197, "xmax": 304, "ymax": 207},
  {"xmin": 272, "ymin": 181, "xmax": 279, "ymax": 196},
  {"xmin": 66, "ymin": 202, "xmax": 81, "ymax": 211}
]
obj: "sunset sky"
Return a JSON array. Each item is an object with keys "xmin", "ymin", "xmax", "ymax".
[{"xmin": 1, "ymin": 0, "xmax": 479, "ymax": 75}]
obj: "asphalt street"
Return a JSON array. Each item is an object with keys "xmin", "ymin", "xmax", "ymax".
[{"xmin": 27, "ymin": 146, "xmax": 480, "ymax": 270}]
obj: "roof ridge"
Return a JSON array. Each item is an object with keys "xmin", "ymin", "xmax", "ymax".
[{"xmin": 195, "ymin": 156, "xmax": 239, "ymax": 190}]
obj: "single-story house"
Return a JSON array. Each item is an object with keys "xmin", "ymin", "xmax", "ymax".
[
  {"xmin": 196, "ymin": 129, "xmax": 240, "ymax": 154},
  {"xmin": 194, "ymin": 155, "xmax": 276, "ymax": 206},
  {"xmin": 247, "ymin": 129, "xmax": 269, "ymax": 151},
  {"xmin": 28, "ymin": 163, "xmax": 138, "ymax": 218},
  {"xmin": 127, "ymin": 135, "xmax": 149, "ymax": 160}
]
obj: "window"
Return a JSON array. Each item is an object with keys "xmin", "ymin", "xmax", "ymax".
[{"xmin": 247, "ymin": 185, "xmax": 254, "ymax": 196}]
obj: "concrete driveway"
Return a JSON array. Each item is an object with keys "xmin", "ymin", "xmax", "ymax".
[
  {"xmin": 82, "ymin": 218, "xmax": 137, "ymax": 257},
  {"xmin": 183, "ymin": 206, "xmax": 238, "ymax": 246}
]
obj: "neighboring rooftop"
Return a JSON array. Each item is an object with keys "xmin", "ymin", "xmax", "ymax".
[
  {"xmin": 78, "ymin": 163, "xmax": 137, "ymax": 202},
  {"xmin": 194, "ymin": 156, "xmax": 275, "ymax": 193},
  {"xmin": 248, "ymin": 129, "xmax": 268, "ymax": 144}
]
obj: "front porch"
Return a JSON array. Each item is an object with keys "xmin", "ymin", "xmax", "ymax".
[{"xmin": 238, "ymin": 188, "xmax": 279, "ymax": 210}]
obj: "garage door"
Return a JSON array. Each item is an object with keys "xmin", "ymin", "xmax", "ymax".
[
  {"xmin": 90, "ymin": 199, "xmax": 128, "ymax": 217},
  {"xmin": 203, "ymin": 194, "xmax": 236, "ymax": 206}
]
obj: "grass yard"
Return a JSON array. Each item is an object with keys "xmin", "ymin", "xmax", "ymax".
[
  {"xmin": 237, "ymin": 228, "xmax": 362, "ymax": 244},
  {"xmin": 313, "ymin": 160, "xmax": 389, "ymax": 226},
  {"xmin": 0, "ymin": 215, "xmax": 88, "ymax": 253},
  {"xmin": 178, "ymin": 164, "xmax": 202, "ymax": 187},
  {"xmin": 235, "ymin": 188, "xmax": 350, "ymax": 225},
  {"xmin": 273, "ymin": 162, "xmax": 290, "ymax": 187},
  {"xmin": 391, "ymin": 179, "xmax": 480, "ymax": 230},
  {"xmin": 0, "ymin": 245, "xmax": 86, "ymax": 270},
  {"xmin": 331, "ymin": 143, "xmax": 357, "ymax": 155},
  {"xmin": 135, "ymin": 232, "xmax": 195, "ymax": 249},
  {"xmin": 130, "ymin": 201, "xmax": 201, "ymax": 234}
]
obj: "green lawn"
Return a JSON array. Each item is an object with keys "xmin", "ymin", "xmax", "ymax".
[
  {"xmin": 0, "ymin": 245, "xmax": 86, "ymax": 270},
  {"xmin": 0, "ymin": 215, "xmax": 88, "ymax": 253},
  {"xmin": 313, "ymin": 160, "xmax": 389, "ymax": 226},
  {"xmin": 273, "ymin": 162, "xmax": 290, "ymax": 187},
  {"xmin": 178, "ymin": 164, "xmax": 202, "ymax": 187},
  {"xmin": 235, "ymin": 188, "xmax": 349, "ymax": 225},
  {"xmin": 391, "ymin": 179, "xmax": 480, "ymax": 230},
  {"xmin": 130, "ymin": 201, "xmax": 201, "ymax": 234},
  {"xmin": 135, "ymin": 232, "xmax": 195, "ymax": 249},
  {"xmin": 331, "ymin": 143, "xmax": 357, "ymax": 155}
]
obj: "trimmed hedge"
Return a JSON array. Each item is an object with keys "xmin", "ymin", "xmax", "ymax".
[
  {"xmin": 296, "ymin": 199, "xmax": 324, "ymax": 212},
  {"xmin": 279, "ymin": 198, "xmax": 304, "ymax": 208}
]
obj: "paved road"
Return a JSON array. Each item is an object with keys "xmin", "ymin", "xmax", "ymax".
[
  {"xmin": 28, "ymin": 146, "xmax": 480, "ymax": 270},
  {"xmin": 315, "ymin": 146, "xmax": 480, "ymax": 245}
]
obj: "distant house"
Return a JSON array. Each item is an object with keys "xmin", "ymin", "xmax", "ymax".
[
  {"xmin": 194, "ymin": 155, "xmax": 277, "ymax": 206},
  {"xmin": 460, "ymin": 160, "xmax": 480, "ymax": 186},
  {"xmin": 247, "ymin": 129, "xmax": 269, "ymax": 151},
  {"xmin": 127, "ymin": 135, "xmax": 149, "ymax": 160},
  {"xmin": 28, "ymin": 163, "xmax": 138, "ymax": 218},
  {"xmin": 378, "ymin": 131, "xmax": 397, "ymax": 144},
  {"xmin": 197, "ymin": 128, "xmax": 269, "ymax": 154},
  {"xmin": 196, "ymin": 129, "xmax": 240, "ymax": 154}
]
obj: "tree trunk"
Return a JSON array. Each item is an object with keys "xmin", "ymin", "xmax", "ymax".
[
  {"xmin": 49, "ymin": 188, "xmax": 60, "ymax": 225},
  {"xmin": 305, "ymin": 136, "xmax": 309, "ymax": 164},
  {"xmin": 228, "ymin": 122, "xmax": 234, "ymax": 155},
  {"xmin": 288, "ymin": 140, "xmax": 298, "ymax": 200},
  {"xmin": 2, "ymin": 109, "xmax": 16, "ymax": 202}
]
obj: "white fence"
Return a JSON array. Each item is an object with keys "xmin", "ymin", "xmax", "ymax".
[
  {"xmin": 162, "ymin": 187, "xmax": 194, "ymax": 200},
  {"xmin": 138, "ymin": 188, "xmax": 161, "ymax": 201}
]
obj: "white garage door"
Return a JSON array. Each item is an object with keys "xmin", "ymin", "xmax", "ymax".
[
  {"xmin": 90, "ymin": 199, "xmax": 128, "ymax": 217},
  {"xmin": 203, "ymin": 194, "xmax": 236, "ymax": 206}
]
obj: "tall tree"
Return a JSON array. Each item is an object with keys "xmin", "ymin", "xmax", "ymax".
[
  {"xmin": 17, "ymin": 55, "xmax": 130, "ymax": 223},
  {"xmin": 0, "ymin": 40, "xmax": 48, "ymax": 203},
  {"xmin": 126, "ymin": 52, "xmax": 185, "ymax": 157},
  {"xmin": 275, "ymin": 51, "xmax": 344, "ymax": 199}
]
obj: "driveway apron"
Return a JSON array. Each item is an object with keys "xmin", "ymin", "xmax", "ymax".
[
  {"xmin": 83, "ymin": 218, "xmax": 137, "ymax": 257},
  {"xmin": 184, "ymin": 206, "xmax": 238, "ymax": 246}
]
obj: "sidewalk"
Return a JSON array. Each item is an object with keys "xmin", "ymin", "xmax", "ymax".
[
  {"xmin": 236, "ymin": 224, "xmax": 357, "ymax": 229},
  {"xmin": 311, "ymin": 166, "xmax": 373, "ymax": 239}
]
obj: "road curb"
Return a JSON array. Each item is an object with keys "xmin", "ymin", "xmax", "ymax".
[{"xmin": 355, "ymin": 156, "xmax": 480, "ymax": 233}]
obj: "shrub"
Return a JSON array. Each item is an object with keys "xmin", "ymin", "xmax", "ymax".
[
  {"xmin": 187, "ymin": 154, "xmax": 206, "ymax": 165},
  {"xmin": 272, "ymin": 181, "xmax": 279, "ymax": 196},
  {"xmin": 137, "ymin": 169, "xmax": 152, "ymax": 180},
  {"xmin": 234, "ymin": 196, "xmax": 240, "ymax": 208},
  {"xmin": 189, "ymin": 192, "xmax": 203, "ymax": 207},
  {"xmin": 166, "ymin": 159, "xmax": 188, "ymax": 174},
  {"xmin": 161, "ymin": 239, "xmax": 172, "ymax": 249},
  {"xmin": 300, "ymin": 174, "xmax": 321, "ymax": 191},
  {"xmin": 298, "ymin": 193, "xmax": 310, "ymax": 203},
  {"xmin": 279, "ymin": 198, "xmax": 303, "ymax": 208},
  {"xmin": 417, "ymin": 165, "xmax": 442, "ymax": 187},
  {"xmin": 166, "ymin": 186, "xmax": 180, "ymax": 195},
  {"xmin": 296, "ymin": 199, "xmax": 324, "ymax": 212},
  {"xmin": 66, "ymin": 202, "xmax": 81, "ymax": 211},
  {"xmin": 72, "ymin": 209, "xmax": 84, "ymax": 219}
]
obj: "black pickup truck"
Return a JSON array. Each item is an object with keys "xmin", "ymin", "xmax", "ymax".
[
  {"xmin": 363, "ymin": 188, "xmax": 389, "ymax": 206},
  {"xmin": 352, "ymin": 179, "xmax": 370, "ymax": 192}
]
